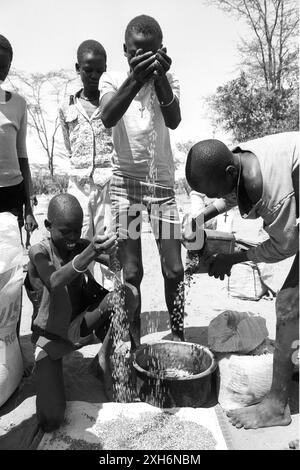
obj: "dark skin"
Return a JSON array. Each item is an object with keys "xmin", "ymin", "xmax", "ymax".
[
  {"xmin": 186, "ymin": 146, "xmax": 299, "ymax": 430},
  {"xmin": 30, "ymin": 210, "xmax": 138, "ymax": 427},
  {"xmin": 0, "ymin": 46, "xmax": 38, "ymax": 233},
  {"xmin": 184, "ymin": 151, "xmax": 263, "ymax": 279},
  {"xmin": 75, "ymin": 51, "xmax": 107, "ymax": 117},
  {"xmin": 100, "ymin": 32, "xmax": 181, "ymax": 129},
  {"xmin": 100, "ymin": 31, "xmax": 184, "ymax": 342}
]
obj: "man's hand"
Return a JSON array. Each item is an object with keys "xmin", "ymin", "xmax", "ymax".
[
  {"xmin": 207, "ymin": 253, "xmax": 235, "ymax": 280},
  {"xmin": 181, "ymin": 213, "xmax": 205, "ymax": 250},
  {"xmin": 153, "ymin": 47, "xmax": 172, "ymax": 78},
  {"xmin": 130, "ymin": 49, "xmax": 157, "ymax": 84},
  {"xmin": 25, "ymin": 213, "xmax": 38, "ymax": 233}
]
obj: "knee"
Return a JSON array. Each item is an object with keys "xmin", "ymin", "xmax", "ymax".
[
  {"xmin": 123, "ymin": 263, "xmax": 143, "ymax": 287},
  {"xmin": 122, "ymin": 284, "xmax": 139, "ymax": 320},
  {"xmin": 276, "ymin": 286, "xmax": 299, "ymax": 323},
  {"xmin": 161, "ymin": 261, "xmax": 184, "ymax": 281}
]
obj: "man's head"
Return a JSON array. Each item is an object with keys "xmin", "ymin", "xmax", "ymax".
[
  {"xmin": 76, "ymin": 40, "xmax": 107, "ymax": 92},
  {"xmin": 124, "ymin": 15, "xmax": 163, "ymax": 65},
  {"xmin": 185, "ymin": 139, "xmax": 239, "ymax": 198},
  {"xmin": 45, "ymin": 194, "xmax": 83, "ymax": 252},
  {"xmin": 0, "ymin": 35, "xmax": 13, "ymax": 83}
]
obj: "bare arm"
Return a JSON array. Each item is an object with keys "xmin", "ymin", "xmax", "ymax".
[
  {"xmin": 101, "ymin": 50, "xmax": 157, "ymax": 128},
  {"xmin": 154, "ymin": 49, "xmax": 181, "ymax": 129},
  {"xmin": 29, "ymin": 234, "xmax": 117, "ymax": 291},
  {"xmin": 100, "ymin": 76, "xmax": 142, "ymax": 128}
]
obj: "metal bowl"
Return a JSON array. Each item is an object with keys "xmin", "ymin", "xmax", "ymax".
[{"xmin": 132, "ymin": 341, "xmax": 217, "ymax": 408}]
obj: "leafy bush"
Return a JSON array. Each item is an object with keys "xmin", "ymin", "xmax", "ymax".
[{"xmin": 32, "ymin": 172, "xmax": 69, "ymax": 195}]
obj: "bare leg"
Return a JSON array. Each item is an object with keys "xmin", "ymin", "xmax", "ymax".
[
  {"xmin": 117, "ymin": 212, "xmax": 143, "ymax": 350},
  {"xmin": 227, "ymin": 254, "xmax": 299, "ymax": 429},
  {"xmin": 156, "ymin": 221, "xmax": 185, "ymax": 342},
  {"xmin": 35, "ymin": 356, "xmax": 66, "ymax": 432}
]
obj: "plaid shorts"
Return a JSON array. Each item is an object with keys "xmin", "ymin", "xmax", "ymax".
[{"xmin": 109, "ymin": 175, "xmax": 181, "ymax": 240}]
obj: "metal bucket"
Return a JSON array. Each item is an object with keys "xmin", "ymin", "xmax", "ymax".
[{"xmin": 132, "ymin": 341, "xmax": 217, "ymax": 408}]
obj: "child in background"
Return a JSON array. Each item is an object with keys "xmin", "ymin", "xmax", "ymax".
[
  {"xmin": 0, "ymin": 34, "xmax": 38, "ymax": 377},
  {"xmin": 25, "ymin": 193, "xmax": 138, "ymax": 432},
  {"xmin": 58, "ymin": 40, "xmax": 115, "ymax": 289},
  {"xmin": 0, "ymin": 34, "xmax": 38, "ymax": 237},
  {"xmin": 100, "ymin": 15, "xmax": 184, "ymax": 345}
]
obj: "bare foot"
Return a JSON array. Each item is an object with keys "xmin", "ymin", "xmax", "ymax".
[
  {"xmin": 88, "ymin": 354, "xmax": 113, "ymax": 401},
  {"xmin": 289, "ymin": 439, "xmax": 299, "ymax": 450},
  {"xmin": 227, "ymin": 397, "xmax": 292, "ymax": 429}
]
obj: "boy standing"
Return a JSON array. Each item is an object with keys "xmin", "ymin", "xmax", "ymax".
[
  {"xmin": 184, "ymin": 133, "xmax": 299, "ymax": 429},
  {"xmin": 100, "ymin": 15, "xmax": 184, "ymax": 344},
  {"xmin": 58, "ymin": 40, "xmax": 114, "ymax": 288},
  {"xmin": 25, "ymin": 194, "xmax": 138, "ymax": 432}
]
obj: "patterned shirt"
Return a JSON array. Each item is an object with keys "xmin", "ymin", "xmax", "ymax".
[{"xmin": 58, "ymin": 90, "xmax": 113, "ymax": 187}]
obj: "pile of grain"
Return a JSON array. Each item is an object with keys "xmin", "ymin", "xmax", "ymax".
[
  {"xmin": 155, "ymin": 367, "xmax": 193, "ymax": 379},
  {"xmin": 93, "ymin": 412, "xmax": 217, "ymax": 450}
]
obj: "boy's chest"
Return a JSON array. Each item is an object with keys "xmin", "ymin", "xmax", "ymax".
[{"xmin": 79, "ymin": 99, "xmax": 99, "ymax": 119}]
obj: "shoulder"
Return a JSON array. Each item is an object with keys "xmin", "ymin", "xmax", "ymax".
[
  {"xmin": 9, "ymin": 92, "xmax": 27, "ymax": 114},
  {"xmin": 58, "ymin": 94, "xmax": 76, "ymax": 115},
  {"xmin": 28, "ymin": 239, "xmax": 51, "ymax": 263},
  {"xmin": 99, "ymin": 71, "xmax": 126, "ymax": 89}
]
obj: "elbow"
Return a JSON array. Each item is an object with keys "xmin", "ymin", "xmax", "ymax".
[
  {"xmin": 100, "ymin": 110, "xmax": 115, "ymax": 129},
  {"xmin": 166, "ymin": 113, "xmax": 181, "ymax": 130}
]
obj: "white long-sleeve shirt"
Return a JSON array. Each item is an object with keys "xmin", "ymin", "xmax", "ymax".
[{"xmin": 213, "ymin": 132, "xmax": 299, "ymax": 263}]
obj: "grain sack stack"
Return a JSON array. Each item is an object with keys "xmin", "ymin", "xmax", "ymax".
[
  {"xmin": 0, "ymin": 212, "xmax": 24, "ymax": 406},
  {"xmin": 208, "ymin": 311, "xmax": 274, "ymax": 410}
]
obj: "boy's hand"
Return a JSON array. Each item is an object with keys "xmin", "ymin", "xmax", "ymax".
[
  {"xmin": 153, "ymin": 47, "xmax": 172, "ymax": 79},
  {"xmin": 25, "ymin": 213, "xmax": 38, "ymax": 233},
  {"xmin": 91, "ymin": 233, "xmax": 117, "ymax": 256},
  {"xmin": 207, "ymin": 253, "xmax": 234, "ymax": 280},
  {"xmin": 181, "ymin": 213, "xmax": 196, "ymax": 246},
  {"xmin": 130, "ymin": 49, "xmax": 157, "ymax": 84}
]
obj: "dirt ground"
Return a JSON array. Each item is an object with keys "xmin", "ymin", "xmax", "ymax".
[{"xmin": 0, "ymin": 194, "xmax": 298, "ymax": 450}]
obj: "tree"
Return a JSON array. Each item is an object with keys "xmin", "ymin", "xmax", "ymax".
[
  {"xmin": 208, "ymin": 72, "xmax": 299, "ymax": 142},
  {"xmin": 8, "ymin": 69, "xmax": 76, "ymax": 176},
  {"xmin": 209, "ymin": 0, "xmax": 299, "ymax": 91},
  {"xmin": 207, "ymin": 0, "xmax": 299, "ymax": 141}
]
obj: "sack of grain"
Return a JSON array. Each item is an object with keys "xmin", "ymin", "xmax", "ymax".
[
  {"xmin": 0, "ymin": 212, "xmax": 24, "ymax": 407},
  {"xmin": 227, "ymin": 262, "xmax": 267, "ymax": 301},
  {"xmin": 217, "ymin": 351, "xmax": 273, "ymax": 410}
]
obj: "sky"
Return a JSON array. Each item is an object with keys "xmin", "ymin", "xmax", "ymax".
[{"xmin": 1, "ymin": 0, "xmax": 247, "ymax": 148}]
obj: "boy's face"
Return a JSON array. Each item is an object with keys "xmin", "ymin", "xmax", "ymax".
[
  {"xmin": 192, "ymin": 172, "xmax": 236, "ymax": 199},
  {"xmin": 46, "ymin": 215, "xmax": 83, "ymax": 253},
  {"xmin": 124, "ymin": 32, "xmax": 162, "ymax": 67},
  {"xmin": 0, "ymin": 48, "xmax": 12, "ymax": 82},
  {"xmin": 76, "ymin": 52, "xmax": 106, "ymax": 92}
]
